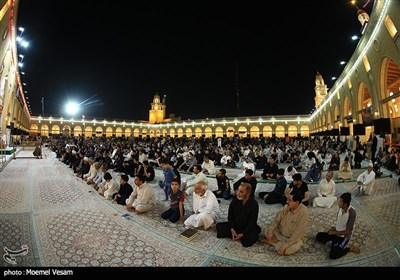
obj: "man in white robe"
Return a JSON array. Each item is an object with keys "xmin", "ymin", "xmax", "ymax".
[
  {"xmin": 355, "ymin": 163, "xmax": 375, "ymax": 196},
  {"xmin": 184, "ymin": 181, "xmax": 220, "ymax": 230},
  {"xmin": 313, "ymin": 171, "xmax": 336, "ymax": 208}
]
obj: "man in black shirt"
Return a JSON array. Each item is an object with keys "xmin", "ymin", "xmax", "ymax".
[
  {"xmin": 113, "ymin": 174, "xmax": 133, "ymax": 205},
  {"xmin": 233, "ymin": 169, "xmax": 257, "ymax": 198},
  {"xmin": 214, "ymin": 168, "xmax": 232, "ymax": 199},
  {"xmin": 216, "ymin": 182, "xmax": 261, "ymax": 247},
  {"xmin": 283, "ymin": 173, "xmax": 310, "ymax": 206}
]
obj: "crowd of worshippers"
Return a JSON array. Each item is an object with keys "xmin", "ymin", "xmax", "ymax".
[
  {"xmin": 43, "ymin": 134, "xmax": 375, "ymax": 259},
  {"xmin": 48, "ymin": 134, "xmax": 373, "ymax": 184}
]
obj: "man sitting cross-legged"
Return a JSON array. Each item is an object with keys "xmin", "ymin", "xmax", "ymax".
[
  {"xmin": 216, "ymin": 182, "xmax": 261, "ymax": 247},
  {"xmin": 316, "ymin": 192, "xmax": 360, "ymax": 259},
  {"xmin": 184, "ymin": 181, "xmax": 220, "ymax": 230},
  {"xmin": 261, "ymin": 189, "xmax": 309, "ymax": 256},
  {"xmin": 126, "ymin": 174, "xmax": 156, "ymax": 214}
]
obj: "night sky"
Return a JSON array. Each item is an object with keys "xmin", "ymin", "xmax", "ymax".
[{"xmin": 16, "ymin": 0, "xmax": 373, "ymax": 121}]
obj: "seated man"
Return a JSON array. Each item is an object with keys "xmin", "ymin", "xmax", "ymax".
[
  {"xmin": 202, "ymin": 156, "xmax": 217, "ymax": 175},
  {"xmin": 216, "ymin": 183, "xmax": 261, "ymax": 247},
  {"xmin": 313, "ymin": 171, "xmax": 337, "ymax": 208},
  {"xmin": 284, "ymin": 166, "xmax": 297, "ymax": 183},
  {"xmin": 182, "ymin": 165, "xmax": 208, "ymax": 196},
  {"xmin": 258, "ymin": 168, "xmax": 287, "ymax": 204},
  {"xmin": 113, "ymin": 174, "xmax": 133, "ymax": 205},
  {"xmin": 126, "ymin": 174, "xmax": 156, "ymax": 214},
  {"xmin": 233, "ymin": 169, "xmax": 257, "ymax": 198},
  {"xmin": 141, "ymin": 160, "xmax": 155, "ymax": 182},
  {"xmin": 184, "ymin": 181, "xmax": 220, "ymax": 230},
  {"xmin": 283, "ymin": 173, "xmax": 311, "ymax": 206},
  {"xmin": 213, "ymin": 168, "xmax": 232, "ymax": 200},
  {"xmin": 33, "ymin": 143, "xmax": 42, "ymax": 159},
  {"xmin": 261, "ymin": 157, "xmax": 279, "ymax": 180},
  {"xmin": 355, "ymin": 162, "xmax": 376, "ymax": 196},
  {"xmin": 316, "ymin": 192, "xmax": 360, "ymax": 259},
  {"xmin": 261, "ymin": 189, "xmax": 309, "ymax": 256},
  {"xmin": 99, "ymin": 172, "xmax": 119, "ymax": 200},
  {"xmin": 337, "ymin": 159, "xmax": 353, "ymax": 180}
]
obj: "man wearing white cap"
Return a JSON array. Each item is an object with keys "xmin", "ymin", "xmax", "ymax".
[{"xmin": 355, "ymin": 163, "xmax": 375, "ymax": 196}]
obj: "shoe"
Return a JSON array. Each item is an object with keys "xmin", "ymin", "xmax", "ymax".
[
  {"xmin": 355, "ymin": 186, "xmax": 362, "ymax": 197},
  {"xmin": 350, "ymin": 244, "xmax": 361, "ymax": 254}
]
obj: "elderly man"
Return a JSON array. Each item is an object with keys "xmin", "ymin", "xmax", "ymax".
[
  {"xmin": 261, "ymin": 189, "xmax": 309, "ymax": 256},
  {"xmin": 184, "ymin": 181, "xmax": 220, "ymax": 230},
  {"xmin": 216, "ymin": 183, "xmax": 261, "ymax": 247},
  {"xmin": 355, "ymin": 162, "xmax": 376, "ymax": 196},
  {"xmin": 126, "ymin": 174, "xmax": 156, "ymax": 214},
  {"xmin": 313, "ymin": 171, "xmax": 337, "ymax": 208}
]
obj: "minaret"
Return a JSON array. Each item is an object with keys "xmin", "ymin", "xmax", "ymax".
[
  {"xmin": 357, "ymin": 8, "xmax": 369, "ymax": 34},
  {"xmin": 162, "ymin": 95, "xmax": 167, "ymax": 119},
  {"xmin": 314, "ymin": 72, "xmax": 328, "ymax": 108},
  {"xmin": 149, "ymin": 92, "xmax": 165, "ymax": 123}
]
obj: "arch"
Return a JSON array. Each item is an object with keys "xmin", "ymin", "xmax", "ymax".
[
  {"xmin": 215, "ymin": 126, "xmax": 224, "ymax": 137},
  {"xmin": 185, "ymin": 128, "xmax": 193, "ymax": 137},
  {"xmin": 141, "ymin": 129, "xmax": 148, "ymax": 137},
  {"xmin": 300, "ymin": 125, "xmax": 310, "ymax": 137},
  {"xmin": 238, "ymin": 126, "xmax": 247, "ymax": 138},
  {"xmin": 85, "ymin": 126, "xmax": 93, "ymax": 137},
  {"xmin": 204, "ymin": 127, "xmax": 212, "ymax": 138},
  {"xmin": 30, "ymin": 124, "xmax": 39, "ymax": 135},
  {"xmin": 226, "ymin": 126, "xmax": 235, "ymax": 137},
  {"xmin": 343, "ymin": 95, "xmax": 353, "ymax": 126},
  {"xmin": 195, "ymin": 127, "xmax": 202, "ymax": 137},
  {"xmin": 357, "ymin": 83, "xmax": 373, "ymax": 125},
  {"xmin": 162, "ymin": 129, "xmax": 168, "ymax": 137},
  {"xmin": 249, "ymin": 126, "xmax": 259, "ymax": 138},
  {"xmin": 133, "ymin": 128, "xmax": 140, "ymax": 137},
  {"xmin": 51, "ymin": 124, "xmax": 60, "ymax": 135},
  {"xmin": 262, "ymin": 125, "xmax": 272, "ymax": 137},
  {"xmin": 149, "ymin": 130, "xmax": 155, "ymax": 137},
  {"xmin": 177, "ymin": 128, "xmax": 184, "ymax": 137},
  {"xmin": 288, "ymin": 125, "xmax": 297, "ymax": 137},
  {"xmin": 334, "ymin": 105, "xmax": 340, "ymax": 129},
  {"xmin": 380, "ymin": 58, "xmax": 400, "ymax": 120},
  {"xmin": 74, "ymin": 125, "xmax": 83, "ymax": 136},
  {"xmin": 106, "ymin": 127, "xmax": 113, "ymax": 137},
  {"xmin": 95, "ymin": 126, "xmax": 104, "ymax": 136},
  {"xmin": 275, "ymin": 125, "xmax": 285, "ymax": 138},
  {"xmin": 169, "ymin": 128, "xmax": 176, "ymax": 137},
  {"xmin": 40, "ymin": 124, "xmax": 49, "ymax": 137},
  {"xmin": 115, "ymin": 127, "xmax": 123, "ymax": 137},
  {"xmin": 62, "ymin": 125, "xmax": 71, "ymax": 137},
  {"xmin": 125, "ymin": 128, "xmax": 132, "ymax": 137}
]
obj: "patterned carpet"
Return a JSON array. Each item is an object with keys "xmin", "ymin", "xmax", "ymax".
[{"xmin": 1, "ymin": 149, "xmax": 399, "ymax": 267}]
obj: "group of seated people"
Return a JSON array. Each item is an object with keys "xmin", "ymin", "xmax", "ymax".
[
  {"xmin": 71, "ymin": 156, "xmax": 372, "ymax": 260},
  {"xmin": 47, "ymin": 135, "xmax": 382, "ymax": 261}
]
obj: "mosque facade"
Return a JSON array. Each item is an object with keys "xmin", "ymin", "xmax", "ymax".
[{"xmin": 1, "ymin": 0, "xmax": 400, "ymax": 145}]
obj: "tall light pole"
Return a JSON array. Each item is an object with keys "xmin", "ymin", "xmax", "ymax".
[{"xmin": 41, "ymin": 97, "xmax": 44, "ymax": 116}]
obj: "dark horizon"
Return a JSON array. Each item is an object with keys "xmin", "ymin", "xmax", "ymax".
[{"xmin": 16, "ymin": 0, "xmax": 372, "ymax": 121}]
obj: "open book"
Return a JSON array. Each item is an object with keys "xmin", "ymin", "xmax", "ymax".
[{"xmin": 180, "ymin": 228, "xmax": 199, "ymax": 241}]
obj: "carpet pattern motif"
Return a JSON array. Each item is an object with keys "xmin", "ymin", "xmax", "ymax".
[{"xmin": 1, "ymin": 149, "xmax": 399, "ymax": 267}]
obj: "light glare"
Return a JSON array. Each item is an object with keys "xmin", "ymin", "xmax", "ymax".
[{"xmin": 65, "ymin": 102, "xmax": 80, "ymax": 115}]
